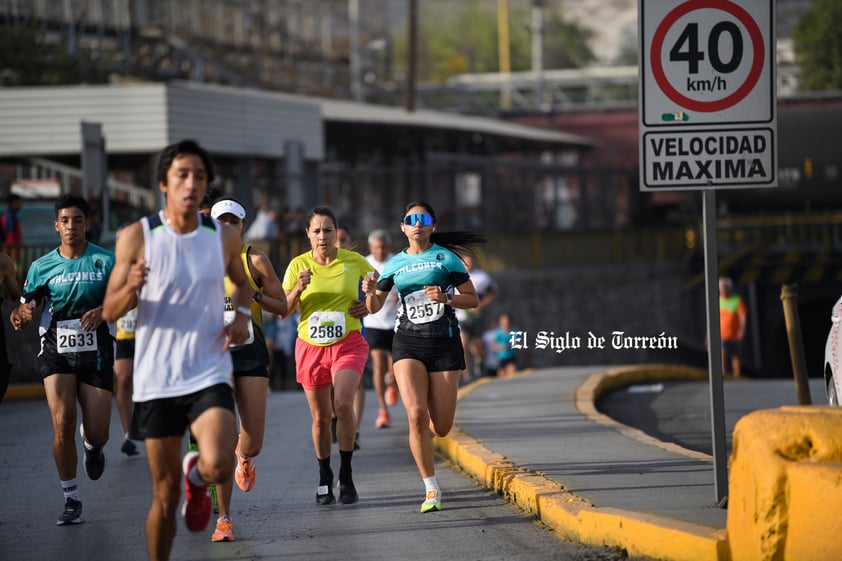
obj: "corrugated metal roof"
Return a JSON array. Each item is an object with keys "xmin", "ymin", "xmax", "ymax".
[
  {"xmin": 0, "ymin": 81, "xmax": 594, "ymax": 159},
  {"xmin": 0, "ymin": 82, "xmax": 324, "ymax": 159},
  {"xmin": 0, "ymin": 84, "xmax": 168, "ymax": 155},
  {"xmin": 320, "ymin": 98, "xmax": 597, "ymax": 148}
]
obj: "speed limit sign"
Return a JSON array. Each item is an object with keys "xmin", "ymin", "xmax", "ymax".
[{"xmin": 639, "ymin": 0, "xmax": 776, "ymax": 189}]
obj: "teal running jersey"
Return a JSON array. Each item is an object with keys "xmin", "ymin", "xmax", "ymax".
[
  {"xmin": 376, "ymin": 244, "xmax": 470, "ymax": 338},
  {"xmin": 23, "ymin": 244, "xmax": 115, "ymax": 328}
]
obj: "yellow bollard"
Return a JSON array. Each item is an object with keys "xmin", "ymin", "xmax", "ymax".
[{"xmin": 780, "ymin": 284, "xmax": 812, "ymax": 405}]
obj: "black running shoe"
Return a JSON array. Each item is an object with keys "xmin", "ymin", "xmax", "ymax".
[
  {"xmin": 83, "ymin": 446, "xmax": 106, "ymax": 480},
  {"xmin": 120, "ymin": 438, "xmax": 139, "ymax": 457},
  {"xmin": 57, "ymin": 497, "xmax": 83, "ymax": 525},
  {"xmin": 80, "ymin": 424, "xmax": 106, "ymax": 480},
  {"xmin": 338, "ymin": 480, "xmax": 359, "ymax": 504},
  {"xmin": 316, "ymin": 483, "xmax": 336, "ymax": 505}
]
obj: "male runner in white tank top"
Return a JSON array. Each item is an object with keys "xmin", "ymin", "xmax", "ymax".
[{"xmin": 103, "ymin": 139, "xmax": 253, "ymax": 561}]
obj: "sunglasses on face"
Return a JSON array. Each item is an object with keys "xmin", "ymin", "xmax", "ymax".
[{"xmin": 402, "ymin": 213, "xmax": 434, "ymax": 226}]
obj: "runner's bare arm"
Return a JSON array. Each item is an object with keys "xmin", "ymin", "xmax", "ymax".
[
  {"xmin": 3, "ymin": 252, "xmax": 25, "ymax": 329},
  {"xmin": 282, "ymin": 267, "xmax": 310, "ymax": 319},
  {"xmin": 221, "ymin": 224, "xmax": 250, "ymax": 346},
  {"xmin": 248, "ymin": 249, "xmax": 288, "ymax": 317},
  {"xmin": 102, "ymin": 221, "xmax": 143, "ymax": 323},
  {"xmin": 362, "ymin": 272, "xmax": 385, "ymax": 314}
]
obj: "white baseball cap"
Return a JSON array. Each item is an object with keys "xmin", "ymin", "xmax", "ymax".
[{"xmin": 210, "ymin": 199, "xmax": 246, "ymax": 220}]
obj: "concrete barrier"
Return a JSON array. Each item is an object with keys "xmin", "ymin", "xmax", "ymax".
[{"xmin": 727, "ymin": 406, "xmax": 842, "ymax": 561}]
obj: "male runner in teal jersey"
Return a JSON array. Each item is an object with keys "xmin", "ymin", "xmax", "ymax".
[{"xmin": 11, "ymin": 193, "xmax": 115, "ymax": 526}]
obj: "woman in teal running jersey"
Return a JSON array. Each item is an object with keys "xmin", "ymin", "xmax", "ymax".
[{"xmin": 362, "ymin": 201, "xmax": 484, "ymax": 513}]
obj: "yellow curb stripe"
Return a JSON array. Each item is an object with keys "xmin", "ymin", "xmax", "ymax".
[
  {"xmin": 436, "ymin": 365, "xmax": 730, "ymax": 561},
  {"xmin": 4, "ymin": 383, "xmax": 45, "ymax": 401}
]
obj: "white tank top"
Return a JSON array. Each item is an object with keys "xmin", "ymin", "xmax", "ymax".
[
  {"xmin": 365, "ymin": 253, "xmax": 399, "ymax": 331},
  {"xmin": 133, "ymin": 211, "xmax": 233, "ymax": 401}
]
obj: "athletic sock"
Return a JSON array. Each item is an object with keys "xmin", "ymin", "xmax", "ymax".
[
  {"xmin": 338, "ymin": 450, "xmax": 353, "ymax": 483},
  {"xmin": 422, "ymin": 475, "xmax": 439, "ymax": 493},
  {"xmin": 61, "ymin": 478, "xmax": 80, "ymax": 501},
  {"xmin": 318, "ymin": 457, "xmax": 333, "ymax": 486},
  {"xmin": 188, "ymin": 461, "xmax": 205, "ymax": 487}
]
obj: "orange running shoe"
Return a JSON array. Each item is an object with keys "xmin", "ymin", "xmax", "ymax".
[
  {"xmin": 211, "ymin": 515, "xmax": 235, "ymax": 542},
  {"xmin": 235, "ymin": 446, "xmax": 256, "ymax": 492},
  {"xmin": 375, "ymin": 409, "xmax": 391, "ymax": 429},
  {"xmin": 385, "ymin": 384, "xmax": 399, "ymax": 407}
]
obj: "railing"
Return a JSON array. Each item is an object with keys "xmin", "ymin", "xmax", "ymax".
[
  {"xmin": 2, "ymin": 244, "xmax": 57, "ymax": 288},
  {"xmin": 22, "ymin": 158, "xmax": 156, "ymax": 211},
  {"xmin": 716, "ymin": 213, "xmax": 842, "ymax": 253}
]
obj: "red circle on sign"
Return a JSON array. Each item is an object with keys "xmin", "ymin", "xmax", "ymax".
[{"xmin": 650, "ymin": 0, "xmax": 764, "ymax": 112}]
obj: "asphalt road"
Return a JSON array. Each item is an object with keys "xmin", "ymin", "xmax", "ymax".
[
  {"xmin": 596, "ymin": 376, "xmax": 828, "ymax": 456},
  {"xmin": 0, "ymin": 389, "xmax": 643, "ymax": 561}
]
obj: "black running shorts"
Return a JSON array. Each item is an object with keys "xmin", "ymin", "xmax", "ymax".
[
  {"xmin": 391, "ymin": 331, "xmax": 466, "ymax": 373},
  {"xmin": 365, "ymin": 327, "xmax": 395, "ymax": 351},
  {"xmin": 233, "ymin": 365, "xmax": 269, "ymax": 379},
  {"xmin": 130, "ymin": 383, "xmax": 235, "ymax": 440},
  {"xmin": 40, "ymin": 323, "xmax": 114, "ymax": 391},
  {"xmin": 115, "ymin": 338, "xmax": 135, "ymax": 360}
]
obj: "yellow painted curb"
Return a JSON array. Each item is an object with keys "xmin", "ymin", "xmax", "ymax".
[
  {"xmin": 3, "ymin": 383, "xmax": 45, "ymax": 401},
  {"xmin": 436, "ymin": 366, "xmax": 729, "ymax": 561}
]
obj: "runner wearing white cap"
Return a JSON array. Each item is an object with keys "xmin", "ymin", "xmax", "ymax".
[{"xmin": 208, "ymin": 196, "xmax": 287, "ymax": 542}]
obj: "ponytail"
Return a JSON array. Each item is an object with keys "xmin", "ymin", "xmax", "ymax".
[
  {"xmin": 401, "ymin": 200, "xmax": 486, "ymax": 258},
  {"xmin": 429, "ymin": 230, "xmax": 486, "ymax": 259}
]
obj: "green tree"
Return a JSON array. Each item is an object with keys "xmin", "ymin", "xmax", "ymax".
[
  {"xmin": 541, "ymin": 8, "xmax": 596, "ymax": 69},
  {"xmin": 793, "ymin": 0, "xmax": 842, "ymax": 91},
  {"xmin": 0, "ymin": 25, "xmax": 108, "ymax": 86},
  {"xmin": 393, "ymin": 0, "xmax": 593, "ymax": 83}
]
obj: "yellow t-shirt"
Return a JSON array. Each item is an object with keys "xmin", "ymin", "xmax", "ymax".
[
  {"xmin": 282, "ymin": 248, "xmax": 374, "ymax": 346},
  {"xmin": 115, "ymin": 307, "xmax": 138, "ymax": 341},
  {"xmin": 224, "ymin": 244, "xmax": 262, "ymax": 329}
]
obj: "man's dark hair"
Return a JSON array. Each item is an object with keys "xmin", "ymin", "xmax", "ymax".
[
  {"xmin": 7, "ymin": 193, "xmax": 21, "ymax": 206},
  {"xmin": 157, "ymin": 139, "xmax": 216, "ymax": 185},
  {"xmin": 199, "ymin": 186, "xmax": 224, "ymax": 212},
  {"xmin": 54, "ymin": 193, "xmax": 89, "ymax": 218}
]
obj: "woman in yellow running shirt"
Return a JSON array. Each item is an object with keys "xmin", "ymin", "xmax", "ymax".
[{"xmin": 282, "ymin": 205, "xmax": 374, "ymax": 506}]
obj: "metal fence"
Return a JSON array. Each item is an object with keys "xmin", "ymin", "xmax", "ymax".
[{"xmin": 314, "ymin": 153, "xmax": 634, "ymax": 238}]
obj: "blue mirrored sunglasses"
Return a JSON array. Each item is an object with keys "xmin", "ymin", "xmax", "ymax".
[{"xmin": 402, "ymin": 213, "xmax": 434, "ymax": 226}]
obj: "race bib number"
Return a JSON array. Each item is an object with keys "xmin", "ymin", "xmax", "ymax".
[
  {"xmin": 117, "ymin": 308, "xmax": 138, "ymax": 334},
  {"xmin": 404, "ymin": 289, "xmax": 444, "ymax": 325},
  {"xmin": 56, "ymin": 319, "xmax": 97, "ymax": 354},
  {"xmin": 224, "ymin": 310, "xmax": 255, "ymax": 347},
  {"xmin": 307, "ymin": 311, "xmax": 346, "ymax": 344}
]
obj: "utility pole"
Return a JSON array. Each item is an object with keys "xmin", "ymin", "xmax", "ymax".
[
  {"xmin": 531, "ymin": 0, "xmax": 545, "ymax": 109},
  {"xmin": 497, "ymin": 0, "xmax": 512, "ymax": 110},
  {"xmin": 405, "ymin": 0, "xmax": 417, "ymax": 111},
  {"xmin": 349, "ymin": 0, "xmax": 362, "ymax": 102}
]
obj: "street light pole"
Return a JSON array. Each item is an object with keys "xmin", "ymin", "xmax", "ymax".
[{"xmin": 531, "ymin": 0, "xmax": 545, "ymax": 109}]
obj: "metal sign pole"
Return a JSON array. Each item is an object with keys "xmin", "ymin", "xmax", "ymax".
[{"xmin": 702, "ymin": 189, "xmax": 728, "ymax": 505}]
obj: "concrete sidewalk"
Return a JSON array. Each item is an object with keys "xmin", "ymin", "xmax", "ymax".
[{"xmin": 434, "ymin": 365, "xmax": 788, "ymax": 561}]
